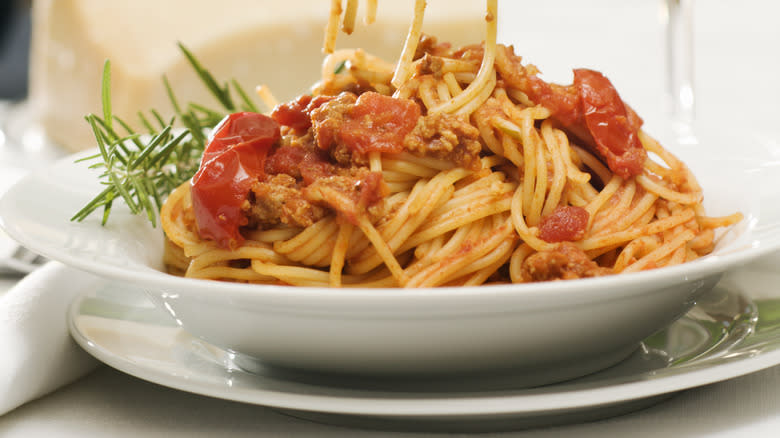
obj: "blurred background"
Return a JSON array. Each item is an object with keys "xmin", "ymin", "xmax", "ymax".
[
  {"xmin": 0, "ymin": 0, "xmax": 30, "ymax": 101},
  {"xmin": 0, "ymin": 0, "xmax": 778, "ymax": 156}
]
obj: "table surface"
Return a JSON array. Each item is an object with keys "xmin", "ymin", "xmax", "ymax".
[
  {"xmin": 1, "ymin": 364, "xmax": 780, "ymax": 437},
  {"xmin": 1, "ymin": 1, "xmax": 779, "ymax": 436}
]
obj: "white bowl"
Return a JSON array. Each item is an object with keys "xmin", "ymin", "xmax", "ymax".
[{"xmin": 2, "ymin": 125, "xmax": 779, "ymax": 385}]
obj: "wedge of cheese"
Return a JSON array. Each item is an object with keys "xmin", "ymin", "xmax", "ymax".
[{"xmin": 28, "ymin": 0, "xmax": 484, "ymax": 151}]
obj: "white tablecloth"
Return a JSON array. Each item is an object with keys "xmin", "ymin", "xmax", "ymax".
[
  {"xmin": 0, "ymin": 362, "xmax": 779, "ymax": 437},
  {"xmin": 1, "ymin": 1, "xmax": 779, "ymax": 436}
]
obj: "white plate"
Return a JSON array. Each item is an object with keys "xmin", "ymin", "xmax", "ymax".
[
  {"xmin": 3, "ymin": 125, "xmax": 780, "ymax": 381},
  {"xmin": 68, "ymin": 251, "xmax": 780, "ymax": 431}
]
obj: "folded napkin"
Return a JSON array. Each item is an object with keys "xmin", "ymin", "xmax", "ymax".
[{"xmin": 0, "ymin": 262, "xmax": 100, "ymax": 415}]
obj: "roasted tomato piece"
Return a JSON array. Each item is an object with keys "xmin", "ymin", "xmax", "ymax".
[
  {"xmin": 573, "ymin": 69, "xmax": 646, "ymax": 179},
  {"xmin": 340, "ymin": 91, "xmax": 421, "ymax": 154},
  {"xmin": 190, "ymin": 112, "xmax": 280, "ymax": 249},
  {"xmin": 271, "ymin": 94, "xmax": 335, "ymax": 132}
]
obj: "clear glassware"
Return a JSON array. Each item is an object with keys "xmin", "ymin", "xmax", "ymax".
[{"xmin": 663, "ymin": 0, "xmax": 697, "ymax": 142}]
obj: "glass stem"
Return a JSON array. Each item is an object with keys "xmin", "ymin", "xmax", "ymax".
[{"xmin": 665, "ymin": 0, "xmax": 695, "ymax": 126}]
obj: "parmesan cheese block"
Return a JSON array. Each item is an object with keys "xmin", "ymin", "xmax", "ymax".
[{"xmin": 28, "ymin": 0, "xmax": 484, "ymax": 151}]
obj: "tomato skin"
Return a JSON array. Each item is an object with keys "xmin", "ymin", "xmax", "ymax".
[
  {"xmin": 573, "ymin": 69, "xmax": 646, "ymax": 179},
  {"xmin": 340, "ymin": 92, "xmax": 421, "ymax": 154},
  {"xmin": 190, "ymin": 112, "xmax": 280, "ymax": 249},
  {"xmin": 271, "ymin": 94, "xmax": 334, "ymax": 132}
]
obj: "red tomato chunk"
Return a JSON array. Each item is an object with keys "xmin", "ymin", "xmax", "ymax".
[
  {"xmin": 538, "ymin": 206, "xmax": 589, "ymax": 243},
  {"xmin": 190, "ymin": 112, "xmax": 281, "ymax": 249}
]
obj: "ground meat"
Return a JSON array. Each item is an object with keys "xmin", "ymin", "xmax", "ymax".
[
  {"xmin": 414, "ymin": 34, "xmax": 452, "ymax": 59},
  {"xmin": 416, "ymin": 54, "xmax": 445, "ymax": 78},
  {"xmin": 521, "ymin": 242, "xmax": 612, "ymax": 282},
  {"xmin": 265, "ymin": 137, "xmax": 337, "ymax": 184},
  {"xmin": 245, "ymin": 165, "xmax": 385, "ymax": 229},
  {"xmin": 403, "ymin": 112, "xmax": 482, "ymax": 169},
  {"xmin": 244, "ymin": 174, "xmax": 326, "ymax": 228},
  {"xmin": 244, "ymin": 92, "xmax": 396, "ymax": 229},
  {"xmin": 329, "ymin": 141, "xmax": 369, "ymax": 168},
  {"xmin": 310, "ymin": 92, "xmax": 358, "ymax": 151},
  {"xmin": 303, "ymin": 168, "xmax": 386, "ymax": 225},
  {"xmin": 452, "ymin": 43, "xmax": 484, "ymax": 63}
]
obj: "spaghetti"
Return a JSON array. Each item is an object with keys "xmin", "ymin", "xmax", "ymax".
[{"xmin": 160, "ymin": 0, "xmax": 742, "ymax": 287}]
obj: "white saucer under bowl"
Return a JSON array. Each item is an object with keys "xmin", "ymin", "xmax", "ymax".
[{"xmin": 68, "ymin": 252, "xmax": 780, "ymax": 432}]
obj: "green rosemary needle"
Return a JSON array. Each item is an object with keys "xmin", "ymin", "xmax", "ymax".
[{"xmin": 71, "ymin": 44, "xmax": 259, "ymax": 227}]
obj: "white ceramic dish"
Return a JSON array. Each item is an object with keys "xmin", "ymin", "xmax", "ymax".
[
  {"xmin": 67, "ymin": 252, "xmax": 780, "ymax": 431},
  {"xmin": 2, "ymin": 125, "xmax": 780, "ymax": 382}
]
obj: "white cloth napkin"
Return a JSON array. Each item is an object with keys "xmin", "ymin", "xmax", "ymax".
[{"xmin": 0, "ymin": 262, "xmax": 100, "ymax": 415}]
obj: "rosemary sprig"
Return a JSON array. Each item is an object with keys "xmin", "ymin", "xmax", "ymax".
[{"xmin": 71, "ymin": 44, "xmax": 257, "ymax": 226}]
